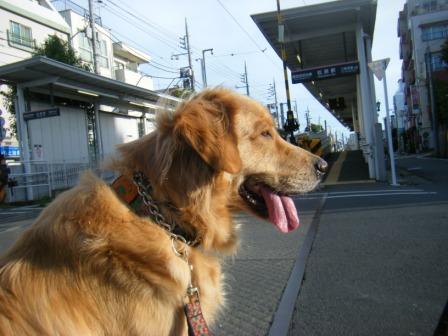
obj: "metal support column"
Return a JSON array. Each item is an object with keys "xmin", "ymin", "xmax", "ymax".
[
  {"xmin": 15, "ymin": 85, "xmax": 33, "ymax": 200},
  {"xmin": 356, "ymin": 23, "xmax": 375, "ymax": 179},
  {"xmin": 94, "ymin": 102, "xmax": 103, "ymax": 162}
]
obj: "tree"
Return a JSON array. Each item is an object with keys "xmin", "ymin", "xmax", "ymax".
[
  {"xmin": 33, "ymin": 35, "xmax": 90, "ymax": 71},
  {"xmin": 310, "ymin": 123, "xmax": 323, "ymax": 133},
  {"xmin": 1, "ymin": 35, "xmax": 90, "ymax": 136}
]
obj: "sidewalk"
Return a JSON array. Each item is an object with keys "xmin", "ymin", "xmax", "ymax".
[{"xmin": 322, "ymin": 150, "xmax": 372, "ymax": 186}]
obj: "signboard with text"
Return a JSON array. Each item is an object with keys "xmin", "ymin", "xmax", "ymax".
[
  {"xmin": 291, "ymin": 61, "xmax": 360, "ymax": 84},
  {"xmin": 23, "ymin": 108, "xmax": 60, "ymax": 121}
]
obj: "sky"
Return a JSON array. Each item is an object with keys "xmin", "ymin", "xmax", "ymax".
[{"xmin": 76, "ymin": 0, "xmax": 407, "ymax": 139}]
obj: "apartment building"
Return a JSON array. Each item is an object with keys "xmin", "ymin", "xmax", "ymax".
[
  {"xmin": 0, "ymin": 0, "xmax": 181, "ymax": 201},
  {"xmin": 398, "ymin": 0, "xmax": 448, "ymax": 151},
  {"xmin": 54, "ymin": 0, "xmax": 153, "ymax": 91},
  {"xmin": 0, "ymin": 0, "xmax": 71, "ymax": 154},
  {"xmin": 0, "ymin": 0, "xmax": 162, "ymax": 160}
]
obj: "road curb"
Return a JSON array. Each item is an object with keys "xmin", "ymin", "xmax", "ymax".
[{"xmin": 268, "ymin": 194, "xmax": 327, "ymax": 336}]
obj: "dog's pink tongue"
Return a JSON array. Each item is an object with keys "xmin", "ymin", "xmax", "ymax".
[{"xmin": 260, "ymin": 186, "xmax": 300, "ymax": 233}]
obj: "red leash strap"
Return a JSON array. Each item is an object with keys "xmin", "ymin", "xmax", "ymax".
[{"xmin": 184, "ymin": 290, "xmax": 213, "ymax": 336}]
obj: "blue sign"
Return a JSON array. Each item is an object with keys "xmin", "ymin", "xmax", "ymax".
[
  {"xmin": 0, "ymin": 146, "xmax": 20, "ymax": 157},
  {"xmin": 292, "ymin": 61, "xmax": 360, "ymax": 84}
]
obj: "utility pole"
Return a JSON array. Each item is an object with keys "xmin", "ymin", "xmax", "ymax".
[
  {"xmin": 244, "ymin": 61, "xmax": 250, "ymax": 96},
  {"xmin": 202, "ymin": 48, "xmax": 213, "ymax": 87},
  {"xmin": 276, "ymin": 0, "xmax": 298, "ymax": 144},
  {"xmin": 87, "ymin": 0, "xmax": 103, "ymax": 164},
  {"xmin": 88, "ymin": 0, "xmax": 99, "ymax": 74},
  {"xmin": 305, "ymin": 107, "xmax": 311, "ymax": 131},
  {"xmin": 185, "ymin": 19, "xmax": 195, "ymax": 91},
  {"xmin": 237, "ymin": 61, "xmax": 250, "ymax": 96},
  {"xmin": 270, "ymin": 79, "xmax": 279, "ymax": 126}
]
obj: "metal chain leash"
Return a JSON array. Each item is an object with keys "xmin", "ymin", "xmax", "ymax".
[
  {"xmin": 133, "ymin": 172, "xmax": 173, "ymax": 233},
  {"xmin": 133, "ymin": 171, "xmax": 198, "ymax": 250},
  {"xmin": 132, "ymin": 171, "xmax": 199, "ymax": 298}
]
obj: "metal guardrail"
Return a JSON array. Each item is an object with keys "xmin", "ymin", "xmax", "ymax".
[{"xmin": 6, "ymin": 160, "xmax": 96, "ymax": 202}]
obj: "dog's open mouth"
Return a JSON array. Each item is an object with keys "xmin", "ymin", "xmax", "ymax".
[{"xmin": 238, "ymin": 180, "xmax": 299, "ymax": 233}]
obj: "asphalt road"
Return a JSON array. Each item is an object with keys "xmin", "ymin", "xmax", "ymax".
[{"xmin": 290, "ymin": 156, "xmax": 448, "ymax": 336}]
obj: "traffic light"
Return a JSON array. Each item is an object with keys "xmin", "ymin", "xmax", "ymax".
[{"xmin": 284, "ymin": 110, "xmax": 299, "ymax": 132}]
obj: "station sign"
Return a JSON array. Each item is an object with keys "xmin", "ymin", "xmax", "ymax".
[
  {"xmin": 291, "ymin": 61, "xmax": 360, "ymax": 84},
  {"xmin": 23, "ymin": 108, "xmax": 60, "ymax": 121}
]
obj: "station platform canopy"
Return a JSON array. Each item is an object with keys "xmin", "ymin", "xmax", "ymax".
[
  {"xmin": 0, "ymin": 56, "xmax": 180, "ymax": 112},
  {"xmin": 252, "ymin": 0, "xmax": 377, "ymax": 130}
]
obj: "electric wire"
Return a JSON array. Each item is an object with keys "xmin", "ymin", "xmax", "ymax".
[
  {"xmin": 214, "ymin": 0, "xmax": 281, "ymax": 70},
  {"xmin": 100, "ymin": 0, "xmax": 241, "ymax": 84},
  {"xmin": 101, "ymin": 4, "xmax": 239, "ymax": 85}
]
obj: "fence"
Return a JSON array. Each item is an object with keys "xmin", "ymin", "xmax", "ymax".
[{"xmin": 6, "ymin": 160, "xmax": 99, "ymax": 202}]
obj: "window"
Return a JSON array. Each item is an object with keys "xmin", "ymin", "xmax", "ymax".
[
  {"xmin": 97, "ymin": 40, "xmax": 109, "ymax": 69},
  {"xmin": 77, "ymin": 33, "xmax": 109, "ymax": 68},
  {"xmin": 422, "ymin": 22, "xmax": 448, "ymax": 41},
  {"xmin": 430, "ymin": 53, "xmax": 448, "ymax": 71},
  {"xmin": 8, "ymin": 21, "xmax": 35, "ymax": 49},
  {"xmin": 78, "ymin": 32, "xmax": 93, "ymax": 63}
]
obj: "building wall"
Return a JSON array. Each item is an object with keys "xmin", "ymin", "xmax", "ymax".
[
  {"xmin": 410, "ymin": 8, "xmax": 448, "ymax": 135},
  {"xmin": 27, "ymin": 102, "xmax": 89, "ymax": 163},
  {"xmin": 399, "ymin": 0, "xmax": 448, "ymax": 150},
  {"xmin": 99, "ymin": 112, "xmax": 140, "ymax": 159}
]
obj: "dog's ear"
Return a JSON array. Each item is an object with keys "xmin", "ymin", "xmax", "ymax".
[{"xmin": 173, "ymin": 90, "xmax": 242, "ymax": 174}]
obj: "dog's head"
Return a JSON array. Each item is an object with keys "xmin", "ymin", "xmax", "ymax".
[
  {"xmin": 168, "ymin": 88, "xmax": 326, "ymax": 234},
  {"xmin": 116, "ymin": 88, "xmax": 326, "ymax": 251}
]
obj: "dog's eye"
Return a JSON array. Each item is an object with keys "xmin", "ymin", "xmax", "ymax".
[{"xmin": 261, "ymin": 130, "xmax": 272, "ymax": 138}]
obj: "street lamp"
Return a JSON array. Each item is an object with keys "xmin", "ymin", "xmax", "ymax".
[{"xmin": 201, "ymin": 48, "xmax": 213, "ymax": 87}]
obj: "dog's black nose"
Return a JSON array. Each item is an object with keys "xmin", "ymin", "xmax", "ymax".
[{"xmin": 315, "ymin": 158, "xmax": 328, "ymax": 176}]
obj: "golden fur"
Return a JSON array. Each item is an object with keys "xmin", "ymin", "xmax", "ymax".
[{"xmin": 0, "ymin": 88, "xmax": 322, "ymax": 335}]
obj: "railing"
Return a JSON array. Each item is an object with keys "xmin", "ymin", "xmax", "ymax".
[
  {"xmin": 6, "ymin": 160, "xmax": 100, "ymax": 202},
  {"xmin": 411, "ymin": 2, "xmax": 448, "ymax": 16},
  {"xmin": 51, "ymin": 0, "xmax": 102, "ymax": 26},
  {"xmin": 7, "ymin": 30, "xmax": 36, "ymax": 49},
  {"xmin": 7, "ymin": 161, "xmax": 51, "ymax": 202}
]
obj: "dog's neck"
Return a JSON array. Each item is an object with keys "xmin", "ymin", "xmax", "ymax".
[
  {"xmin": 112, "ymin": 132, "xmax": 238, "ymax": 254},
  {"xmin": 112, "ymin": 172, "xmax": 200, "ymax": 247}
]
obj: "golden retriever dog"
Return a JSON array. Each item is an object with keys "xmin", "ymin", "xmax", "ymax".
[{"xmin": 0, "ymin": 88, "xmax": 327, "ymax": 335}]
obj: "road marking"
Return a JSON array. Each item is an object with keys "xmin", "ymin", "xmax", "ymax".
[
  {"xmin": 324, "ymin": 151, "xmax": 347, "ymax": 184},
  {"xmin": 0, "ymin": 211, "xmax": 28, "ymax": 215},
  {"xmin": 407, "ymin": 167, "xmax": 422, "ymax": 171},
  {"xmin": 300, "ymin": 191, "xmax": 436, "ymax": 200},
  {"xmin": 306, "ymin": 189, "xmax": 424, "ymax": 196}
]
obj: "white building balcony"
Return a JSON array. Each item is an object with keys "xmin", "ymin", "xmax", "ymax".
[{"xmin": 114, "ymin": 68, "xmax": 153, "ymax": 91}]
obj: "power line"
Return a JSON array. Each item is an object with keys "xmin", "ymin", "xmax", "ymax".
[
  {"xmin": 101, "ymin": 0, "xmax": 242, "ymax": 81},
  {"xmin": 102, "ymin": 4, "xmax": 181, "ymax": 53},
  {"xmin": 139, "ymin": 71, "xmax": 179, "ymax": 80},
  {"xmin": 215, "ymin": 0, "xmax": 265, "ymax": 52},
  {"xmin": 104, "ymin": 0, "xmax": 181, "ymax": 46},
  {"xmin": 214, "ymin": 0, "xmax": 281, "ymax": 70},
  {"xmin": 95, "ymin": 0, "xmax": 242, "ymax": 86},
  {"xmin": 101, "ymin": 3, "xmax": 238, "ymax": 84}
]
